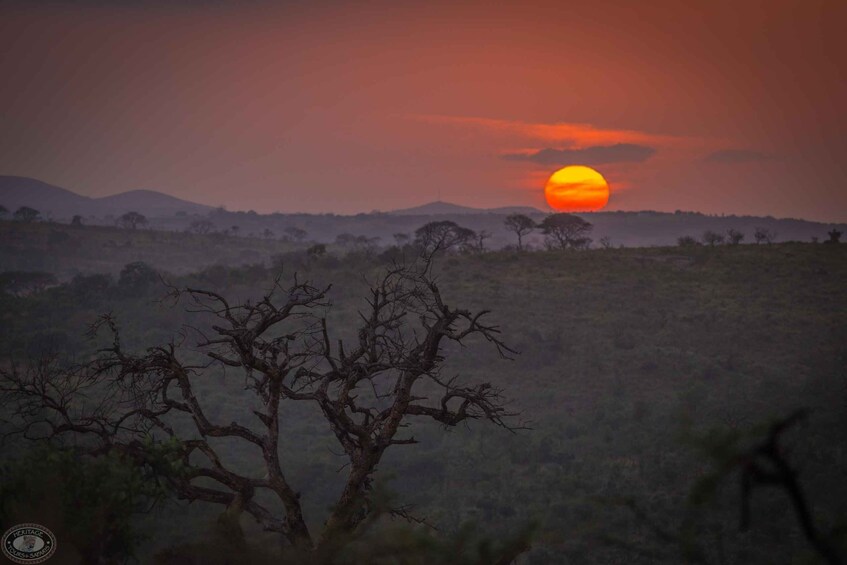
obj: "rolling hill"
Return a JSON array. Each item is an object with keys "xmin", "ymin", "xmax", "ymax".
[
  {"xmin": 390, "ymin": 200, "xmax": 544, "ymax": 216},
  {"xmin": 0, "ymin": 176, "xmax": 211, "ymax": 219}
]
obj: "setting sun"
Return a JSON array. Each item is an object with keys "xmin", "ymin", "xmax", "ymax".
[{"xmin": 544, "ymin": 165, "xmax": 610, "ymax": 211}]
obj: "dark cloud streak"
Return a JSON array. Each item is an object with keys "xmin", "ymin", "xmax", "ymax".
[{"xmin": 502, "ymin": 143, "xmax": 657, "ymax": 166}]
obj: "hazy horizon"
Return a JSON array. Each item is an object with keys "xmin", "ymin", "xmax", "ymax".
[{"xmin": 6, "ymin": 174, "xmax": 847, "ymax": 225}]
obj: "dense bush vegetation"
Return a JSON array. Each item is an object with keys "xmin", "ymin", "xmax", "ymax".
[{"xmin": 1, "ymin": 223, "xmax": 845, "ymax": 563}]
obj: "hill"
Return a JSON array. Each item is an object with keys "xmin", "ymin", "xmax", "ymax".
[
  {"xmin": 2, "ymin": 178, "xmax": 844, "ymax": 249},
  {"xmin": 93, "ymin": 189, "xmax": 212, "ymax": 217},
  {"xmin": 0, "ymin": 176, "xmax": 92, "ymax": 217},
  {"xmin": 0, "ymin": 175, "xmax": 211, "ymax": 219},
  {"xmin": 390, "ymin": 200, "xmax": 544, "ymax": 216}
]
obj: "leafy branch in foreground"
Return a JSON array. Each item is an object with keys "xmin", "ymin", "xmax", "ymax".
[
  {"xmin": 692, "ymin": 409, "xmax": 844, "ymax": 565},
  {"xmin": 596, "ymin": 410, "xmax": 845, "ymax": 565}
]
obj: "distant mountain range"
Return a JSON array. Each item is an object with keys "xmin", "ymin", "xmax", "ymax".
[
  {"xmin": 0, "ymin": 176, "xmax": 212, "ymax": 219},
  {"xmin": 1, "ymin": 176, "xmax": 844, "ymax": 249},
  {"xmin": 389, "ymin": 201, "xmax": 544, "ymax": 216},
  {"xmin": 0, "ymin": 176, "xmax": 547, "ymax": 219}
]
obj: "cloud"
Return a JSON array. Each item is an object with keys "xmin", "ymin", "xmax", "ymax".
[
  {"xmin": 411, "ymin": 114, "xmax": 688, "ymax": 147},
  {"xmin": 502, "ymin": 143, "xmax": 657, "ymax": 166},
  {"xmin": 704, "ymin": 149, "xmax": 775, "ymax": 163}
]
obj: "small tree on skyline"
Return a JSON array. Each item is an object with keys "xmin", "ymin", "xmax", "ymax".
[
  {"xmin": 13, "ymin": 206, "xmax": 40, "ymax": 222},
  {"xmin": 677, "ymin": 235, "xmax": 701, "ymax": 247},
  {"xmin": 117, "ymin": 211, "xmax": 148, "ymax": 230},
  {"xmin": 702, "ymin": 230, "xmax": 725, "ymax": 246},
  {"xmin": 726, "ymin": 228, "xmax": 745, "ymax": 245},
  {"xmin": 754, "ymin": 226, "xmax": 776, "ymax": 244},
  {"xmin": 471, "ymin": 230, "xmax": 492, "ymax": 253},
  {"xmin": 414, "ymin": 220, "xmax": 477, "ymax": 257},
  {"xmin": 504, "ymin": 214, "xmax": 535, "ymax": 250},
  {"xmin": 538, "ymin": 214, "xmax": 593, "ymax": 250},
  {"xmin": 187, "ymin": 219, "xmax": 215, "ymax": 234}
]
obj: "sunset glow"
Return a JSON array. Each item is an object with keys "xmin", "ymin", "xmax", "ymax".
[
  {"xmin": 0, "ymin": 1, "xmax": 843, "ymax": 220},
  {"xmin": 544, "ymin": 166, "xmax": 610, "ymax": 211}
]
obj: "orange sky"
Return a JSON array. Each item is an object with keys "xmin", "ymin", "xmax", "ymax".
[{"xmin": 1, "ymin": 0, "xmax": 845, "ymax": 220}]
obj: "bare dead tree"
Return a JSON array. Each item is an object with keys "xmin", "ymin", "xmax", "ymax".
[{"xmin": 0, "ymin": 260, "xmax": 519, "ymax": 551}]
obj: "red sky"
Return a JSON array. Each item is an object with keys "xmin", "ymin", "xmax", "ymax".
[{"xmin": 1, "ymin": 0, "xmax": 845, "ymax": 220}]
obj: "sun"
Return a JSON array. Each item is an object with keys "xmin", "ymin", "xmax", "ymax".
[{"xmin": 544, "ymin": 165, "xmax": 610, "ymax": 212}]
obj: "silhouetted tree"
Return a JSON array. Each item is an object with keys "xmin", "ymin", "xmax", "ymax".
[
  {"xmin": 504, "ymin": 214, "xmax": 535, "ymax": 250},
  {"xmin": 283, "ymin": 226, "xmax": 308, "ymax": 242},
  {"xmin": 599, "ymin": 236, "xmax": 613, "ymax": 249},
  {"xmin": 13, "ymin": 206, "xmax": 40, "ymax": 222},
  {"xmin": 826, "ymin": 229, "xmax": 842, "ymax": 244},
  {"xmin": 538, "ymin": 214, "xmax": 592, "ymax": 250},
  {"xmin": 677, "ymin": 235, "xmax": 701, "ymax": 247},
  {"xmin": 393, "ymin": 233, "xmax": 411, "ymax": 246},
  {"xmin": 754, "ymin": 226, "xmax": 775, "ymax": 244},
  {"xmin": 117, "ymin": 211, "xmax": 148, "ymax": 230},
  {"xmin": 335, "ymin": 233, "xmax": 379, "ymax": 253},
  {"xmin": 471, "ymin": 230, "xmax": 492, "ymax": 253},
  {"xmin": 187, "ymin": 219, "xmax": 215, "ymax": 234},
  {"xmin": 0, "ymin": 204, "xmax": 8, "ymax": 218},
  {"xmin": 725, "ymin": 228, "xmax": 745, "ymax": 245},
  {"xmin": 414, "ymin": 221, "xmax": 476, "ymax": 257},
  {"xmin": 702, "ymin": 230, "xmax": 725, "ymax": 246},
  {"xmin": 262, "ymin": 228, "xmax": 275, "ymax": 239},
  {"xmin": 0, "ymin": 260, "xmax": 518, "ymax": 551},
  {"xmin": 70, "ymin": 215, "xmax": 84, "ymax": 226}
]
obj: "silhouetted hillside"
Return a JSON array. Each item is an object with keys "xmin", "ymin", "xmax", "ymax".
[
  {"xmin": 93, "ymin": 189, "xmax": 212, "ymax": 217},
  {"xmin": 390, "ymin": 200, "xmax": 544, "ymax": 216},
  {"xmin": 0, "ymin": 176, "xmax": 91, "ymax": 217},
  {"xmin": 0, "ymin": 176, "xmax": 211, "ymax": 219},
  {"xmin": 1, "ymin": 178, "xmax": 843, "ymax": 248}
]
